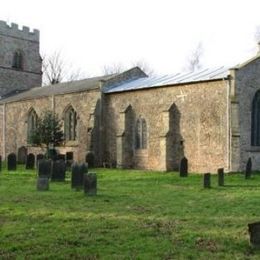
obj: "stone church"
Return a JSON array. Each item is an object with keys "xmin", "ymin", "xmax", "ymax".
[{"xmin": 0, "ymin": 20, "xmax": 260, "ymax": 173}]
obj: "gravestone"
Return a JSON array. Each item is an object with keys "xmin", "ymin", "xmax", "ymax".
[
  {"xmin": 0, "ymin": 155, "xmax": 2, "ymax": 172},
  {"xmin": 85, "ymin": 152, "xmax": 95, "ymax": 168},
  {"xmin": 38, "ymin": 159, "xmax": 52, "ymax": 178},
  {"xmin": 36, "ymin": 154, "xmax": 44, "ymax": 168},
  {"xmin": 17, "ymin": 146, "xmax": 27, "ymax": 164},
  {"xmin": 66, "ymin": 152, "xmax": 74, "ymax": 169},
  {"xmin": 245, "ymin": 157, "xmax": 252, "ymax": 179},
  {"xmin": 7, "ymin": 153, "xmax": 17, "ymax": 171},
  {"xmin": 26, "ymin": 153, "xmax": 35, "ymax": 169},
  {"xmin": 80, "ymin": 162, "xmax": 88, "ymax": 175},
  {"xmin": 51, "ymin": 160, "xmax": 66, "ymax": 182},
  {"xmin": 84, "ymin": 172, "xmax": 97, "ymax": 196},
  {"xmin": 218, "ymin": 168, "xmax": 224, "ymax": 186},
  {"xmin": 179, "ymin": 157, "xmax": 188, "ymax": 177},
  {"xmin": 71, "ymin": 163, "xmax": 83, "ymax": 190},
  {"xmin": 248, "ymin": 222, "xmax": 260, "ymax": 248},
  {"xmin": 57, "ymin": 154, "xmax": 65, "ymax": 161},
  {"xmin": 37, "ymin": 177, "xmax": 49, "ymax": 191},
  {"xmin": 203, "ymin": 173, "xmax": 211, "ymax": 188}
]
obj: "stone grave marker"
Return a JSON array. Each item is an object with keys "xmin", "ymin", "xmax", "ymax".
[
  {"xmin": 86, "ymin": 152, "xmax": 95, "ymax": 168},
  {"xmin": 51, "ymin": 160, "xmax": 66, "ymax": 181},
  {"xmin": 7, "ymin": 153, "xmax": 17, "ymax": 171},
  {"xmin": 26, "ymin": 153, "xmax": 35, "ymax": 169},
  {"xmin": 84, "ymin": 172, "xmax": 97, "ymax": 196},
  {"xmin": 57, "ymin": 154, "xmax": 65, "ymax": 161},
  {"xmin": 179, "ymin": 157, "xmax": 188, "ymax": 177},
  {"xmin": 38, "ymin": 159, "xmax": 52, "ymax": 178},
  {"xmin": 37, "ymin": 177, "xmax": 49, "ymax": 191},
  {"xmin": 203, "ymin": 173, "xmax": 211, "ymax": 188},
  {"xmin": 71, "ymin": 163, "xmax": 83, "ymax": 190},
  {"xmin": 80, "ymin": 162, "xmax": 88, "ymax": 175},
  {"xmin": 218, "ymin": 168, "xmax": 224, "ymax": 186},
  {"xmin": 36, "ymin": 154, "xmax": 44, "ymax": 168},
  {"xmin": 17, "ymin": 146, "xmax": 27, "ymax": 164},
  {"xmin": 245, "ymin": 157, "xmax": 252, "ymax": 179},
  {"xmin": 248, "ymin": 222, "xmax": 260, "ymax": 248}
]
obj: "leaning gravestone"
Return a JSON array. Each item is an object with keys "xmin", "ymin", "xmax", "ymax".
[
  {"xmin": 245, "ymin": 157, "xmax": 252, "ymax": 179},
  {"xmin": 51, "ymin": 160, "xmax": 66, "ymax": 181},
  {"xmin": 218, "ymin": 168, "xmax": 224, "ymax": 186},
  {"xmin": 26, "ymin": 153, "xmax": 35, "ymax": 169},
  {"xmin": 248, "ymin": 222, "xmax": 260, "ymax": 248},
  {"xmin": 71, "ymin": 163, "xmax": 84, "ymax": 190},
  {"xmin": 7, "ymin": 153, "xmax": 17, "ymax": 171},
  {"xmin": 38, "ymin": 159, "xmax": 52, "ymax": 178},
  {"xmin": 179, "ymin": 157, "xmax": 188, "ymax": 177},
  {"xmin": 84, "ymin": 172, "xmax": 97, "ymax": 196},
  {"xmin": 203, "ymin": 173, "xmax": 211, "ymax": 188}
]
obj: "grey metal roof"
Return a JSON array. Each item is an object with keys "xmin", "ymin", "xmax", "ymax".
[
  {"xmin": 0, "ymin": 75, "xmax": 112, "ymax": 104},
  {"xmin": 104, "ymin": 66, "xmax": 230, "ymax": 93}
]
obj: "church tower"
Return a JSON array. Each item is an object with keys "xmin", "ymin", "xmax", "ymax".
[{"xmin": 0, "ymin": 21, "xmax": 42, "ymax": 98}]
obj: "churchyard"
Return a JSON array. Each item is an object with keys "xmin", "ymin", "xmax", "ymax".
[{"xmin": 0, "ymin": 160, "xmax": 260, "ymax": 259}]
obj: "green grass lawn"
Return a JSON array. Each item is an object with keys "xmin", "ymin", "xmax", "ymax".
[{"xmin": 0, "ymin": 166, "xmax": 260, "ymax": 259}]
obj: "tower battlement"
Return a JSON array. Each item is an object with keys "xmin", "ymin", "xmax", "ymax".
[{"xmin": 0, "ymin": 20, "xmax": 39, "ymax": 42}]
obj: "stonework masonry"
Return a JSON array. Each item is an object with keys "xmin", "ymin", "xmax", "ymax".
[{"xmin": 0, "ymin": 21, "xmax": 42, "ymax": 97}]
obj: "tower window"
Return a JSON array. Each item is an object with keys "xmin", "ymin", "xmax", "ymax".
[
  {"xmin": 135, "ymin": 117, "xmax": 147, "ymax": 149},
  {"xmin": 12, "ymin": 51, "xmax": 23, "ymax": 69},
  {"xmin": 64, "ymin": 106, "xmax": 77, "ymax": 141}
]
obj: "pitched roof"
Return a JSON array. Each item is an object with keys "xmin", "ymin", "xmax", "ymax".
[
  {"xmin": 104, "ymin": 66, "xmax": 230, "ymax": 93},
  {"xmin": 0, "ymin": 75, "xmax": 112, "ymax": 104}
]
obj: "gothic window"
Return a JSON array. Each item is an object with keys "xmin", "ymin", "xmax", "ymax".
[
  {"xmin": 27, "ymin": 108, "xmax": 38, "ymax": 144},
  {"xmin": 12, "ymin": 50, "xmax": 23, "ymax": 69},
  {"xmin": 251, "ymin": 91, "xmax": 260, "ymax": 146},
  {"xmin": 135, "ymin": 117, "xmax": 147, "ymax": 149},
  {"xmin": 64, "ymin": 106, "xmax": 77, "ymax": 141}
]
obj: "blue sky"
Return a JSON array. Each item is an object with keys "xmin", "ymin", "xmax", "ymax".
[{"xmin": 1, "ymin": 0, "xmax": 260, "ymax": 76}]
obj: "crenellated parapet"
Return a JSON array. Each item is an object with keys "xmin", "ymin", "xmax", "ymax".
[{"xmin": 0, "ymin": 20, "xmax": 39, "ymax": 42}]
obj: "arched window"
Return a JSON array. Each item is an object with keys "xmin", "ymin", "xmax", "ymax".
[
  {"xmin": 64, "ymin": 106, "xmax": 77, "ymax": 141},
  {"xmin": 12, "ymin": 50, "xmax": 23, "ymax": 69},
  {"xmin": 135, "ymin": 117, "xmax": 147, "ymax": 149},
  {"xmin": 251, "ymin": 91, "xmax": 260, "ymax": 146},
  {"xmin": 27, "ymin": 108, "xmax": 38, "ymax": 144}
]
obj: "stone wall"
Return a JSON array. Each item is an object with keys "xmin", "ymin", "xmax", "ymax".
[
  {"xmin": 0, "ymin": 21, "xmax": 42, "ymax": 97},
  {"xmin": 0, "ymin": 89, "xmax": 101, "ymax": 163},
  {"xmin": 104, "ymin": 80, "xmax": 229, "ymax": 173},
  {"xmin": 234, "ymin": 56, "xmax": 260, "ymax": 171}
]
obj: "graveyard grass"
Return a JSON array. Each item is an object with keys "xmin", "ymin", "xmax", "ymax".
[{"xmin": 0, "ymin": 167, "xmax": 260, "ymax": 259}]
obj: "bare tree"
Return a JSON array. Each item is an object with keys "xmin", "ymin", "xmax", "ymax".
[
  {"xmin": 131, "ymin": 60, "xmax": 155, "ymax": 76},
  {"xmin": 184, "ymin": 42, "xmax": 204, "ymax": 72},
  {"xmin": 102, "ymin": 63, "xmax": 125, "ymax": 75},
  {"xmin": 42, "ymin": 51, "xmax": 84, "ymax": 86}
]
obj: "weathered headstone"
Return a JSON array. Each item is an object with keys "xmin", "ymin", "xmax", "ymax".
[
  {"xmin": 36, "ymin": 154, "xmax": 44, "ymax": 168},
  {"xmin": 80, "ymin": 162, "xmax": 88, "ymax": 175},
  {"xmin": 26, "ymin": 153, "xmax": 35, "ymax": 169},
  {"xmin": 17, "ymin": 146, "xmax": 27, "ymax": 164},
  {"xmin": 66, "ymin": 152, "xmax": 74, "ymax": 169},
  {"xmin": 7, "ymin": 153, "xmax": 17, "ymax": 171},
  {"xmin": 0, "ymin": 155, "xmax": 2, "ymax": 172},
  {"xmin": 245, "ymin": 157, "xmax": 252, "ymax": 179},
  {"xmin": 84, "ymin": 172, "xmax": 97, "ymax": 196},
  {"xmin": 71, "ymin": 163, "xmax": 83, "ymax": 190},
  {"xmin": 37, "ymin": 177, "xmax": 49, "ymax": 191},
  {"xmin": 86, "ymin": 152, "xmax": 95, "ymax": 168},
  {"xmin": 218, "ymin": 168, "xmax": 224, "ymax": 186},
  {"xmin": 203, "ymin": 173, "xmax": 211, "ymax": 188},
  {"xmin": 38, "ymin": 159, "xmax": 52, "ymax": 178},
  {"xmin": 51, "ymin": 160, "xmax": 66, "ymax": 181},
  {"xmin": 248, "ymin": 222, "xmax": 260, "ymax": 248},
  {"xmin": 179, "ymin": 157, "xmax": 188, "ymax": 177}
]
